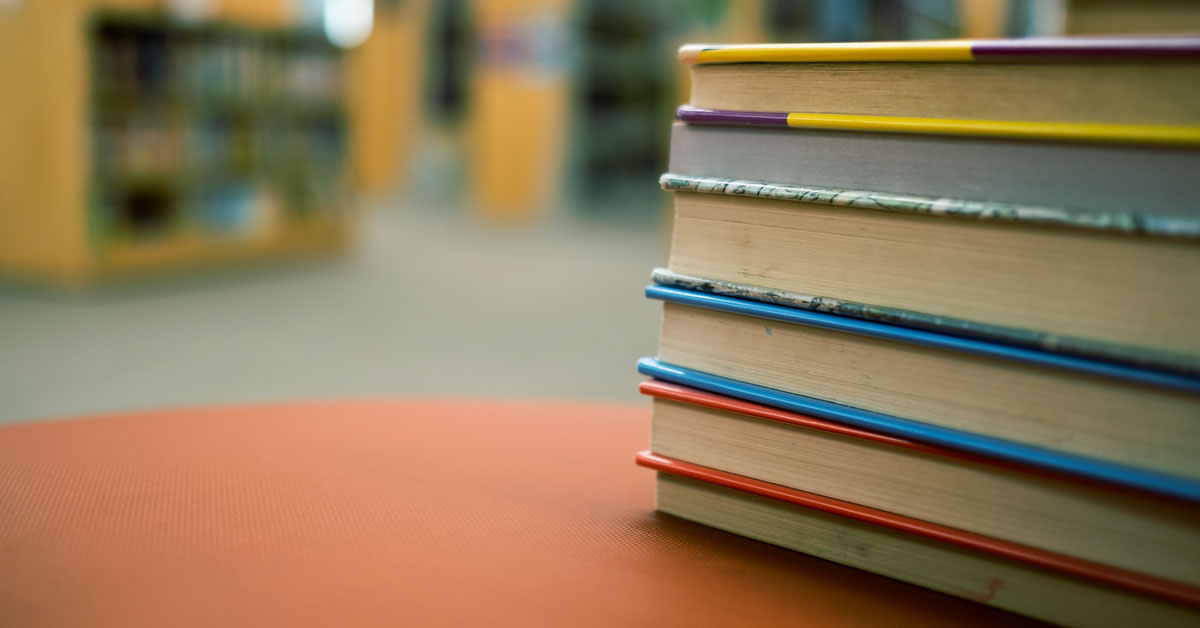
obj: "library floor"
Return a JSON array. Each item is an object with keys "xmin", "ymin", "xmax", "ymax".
[{"xmin": 0, "ymin": 201, "xmax": 669, "ymax": 424}]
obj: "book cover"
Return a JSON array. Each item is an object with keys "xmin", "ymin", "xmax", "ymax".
[{"xmin": 675, "ymin": 105, "xmax": 1200, "ymax": 146}]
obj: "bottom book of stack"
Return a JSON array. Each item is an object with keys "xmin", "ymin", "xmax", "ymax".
[{"xmin": 635, "ymin": 380, "xmax": 1200, "ymax": 628}]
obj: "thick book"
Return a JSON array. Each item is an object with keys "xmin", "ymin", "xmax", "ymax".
[
  {"xmin": 638, "ymin": 451, "xmax": 1200, "ymax": 628},
  {"xmin": 640, "ymin": 285, "xmax": 1200, "ymax": 496},
  {"xmin": 641, "ymin": 379, "xmax": 1200, "ymax": 587},
  {"xmin": 657, "ymin": 175, "xmax": 1200, "ymax": 373},
  {"xmin": 666, "ymin": 118, "xmax": 1200, "ymax": 220},
  {"xmin": 679, "ymin": 38, "xmax": 1200, "ymax": 126}
]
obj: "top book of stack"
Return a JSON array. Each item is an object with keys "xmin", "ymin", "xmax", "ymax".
[{"xmin": 679, "ymin": 38, "xmax": 1200, "ymax": 129}]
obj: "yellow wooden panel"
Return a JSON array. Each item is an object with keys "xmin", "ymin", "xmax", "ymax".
[
  {"xmin": 0, "ymin": 1, "xmax": 90, "ymax": 281},
  {"xmin": 468, "ymin": 0, "xmax": 571, "ymax": 220},
  {"xmin": 470, "ymin": 74, "xmax": 568, "ymax": 218},
  {"xmin": 959, "ymin": 0, "xmax": 1009, "ymax": 38},
  {"xmin": 347, "ymin": 0, "xmax": 431, "ymax": 197},
  {"xmin": 214, "ymin": 0, "xmax": 295, "ymax": 27},
  {"xmin": 0, "ymin": 0, "xmax": 338, "ymax": 286}
]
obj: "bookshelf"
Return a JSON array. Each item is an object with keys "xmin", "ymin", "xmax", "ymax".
[
  {"xmin": 0, "ymin": 1, "xmax": 353, "ymax": 287},
  {"xmin": 570, "ymin": 0, "xmax": 677, "ymax": 218}
]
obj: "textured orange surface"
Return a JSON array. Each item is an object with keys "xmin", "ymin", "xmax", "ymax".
[{"xmin": 0, "ymin": 400, "xmax": 1040, "ymax": 627}]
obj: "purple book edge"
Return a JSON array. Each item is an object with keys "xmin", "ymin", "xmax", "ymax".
[
  {"xmin": 970, "ymin": 37, "xmax": 1200, "ymax": 59},
  {"xmin": 676, "ymin": 106, "xmax": 788, "ymax": 126}
]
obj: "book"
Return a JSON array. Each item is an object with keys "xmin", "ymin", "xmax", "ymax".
[
  {"xmin": 657, "ymin": 175, "xmax": 1200, "ymax": 373},
  {"xmin": 640, "ymin": 285, "xmax": 1200, "ymax": 493},
  {"xmin": 666, "ymin": 118, "xmax": 1200, "ymax": 219},
  {"xmin": 639, "ymin": 452, "xmax": 1200, "ymax": 628},
  {"xmin": 641, "ymin": 379, "xmax": 1200, "ymax": 587},
  {"xmin": 680, "ymin": 38, "xmax": 1200, "ymax": 126}
]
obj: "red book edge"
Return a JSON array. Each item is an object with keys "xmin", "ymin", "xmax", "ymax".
[
  {"xmin": 639, "ymin": 379, "xmax": 1193, "ymax": 503},
  {"xmin": 636, "ymin": 450, "xmax": 1200, "ymax": 608}
]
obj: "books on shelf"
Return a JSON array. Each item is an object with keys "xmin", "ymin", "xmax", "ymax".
[
  {"xmin": 638, "ymin": 37, "xmax": 1200, "ymax": 627},
  {"xmin": 90, "ymin": 15, "xmax": 349, "ymax": 245}
]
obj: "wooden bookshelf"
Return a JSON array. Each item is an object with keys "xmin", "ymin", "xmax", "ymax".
[{"xmin": 0, "ymin": 1, "xmax": 353, "ymax": 287}]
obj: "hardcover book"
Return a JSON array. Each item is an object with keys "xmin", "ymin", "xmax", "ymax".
[
  {"xmin": 657, "ymin": 175, "xmax": 1200, "ymax": 373},
  {"xmin": 680, "ymin": 38, "xmax": 1200, "ymax": 126},
  {"xmin": 639, "ymin": 451, "xmax": 1200, "ymax": 628},
  {"xmin": 666, "ymin": 118, "xmax": 1200, "ymax": 218},
  {"xmin": 641, "ymin": 285, "xmax": 1200, "ymax": 494}
]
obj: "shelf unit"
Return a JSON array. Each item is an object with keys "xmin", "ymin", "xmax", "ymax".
[{"xmin": 0, "ymin": 1, "xmax": 353, "ymax": 287}]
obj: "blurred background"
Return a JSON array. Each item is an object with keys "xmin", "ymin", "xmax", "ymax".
[{"xmin": 1, "ymin": 0, "xmax": 1195, "ymax": 423}]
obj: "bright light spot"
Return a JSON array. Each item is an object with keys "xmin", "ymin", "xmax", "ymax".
[
  {"xmin": 324, "ymin": 0, "xmax": 373, "ymax": 49},
  {"xmin": 167, "ymin": 0, "xmax": 216, "ymax": 22}
]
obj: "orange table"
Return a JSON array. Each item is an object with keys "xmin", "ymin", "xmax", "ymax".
[{"xmin": 0, "ymin": 400, "xmax": 1039, "ymax": 627}]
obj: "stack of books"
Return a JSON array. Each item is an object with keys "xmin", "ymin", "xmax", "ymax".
[{"xmin": 636, "ymin": 38, "xmax": 1200, "ymax": 627}]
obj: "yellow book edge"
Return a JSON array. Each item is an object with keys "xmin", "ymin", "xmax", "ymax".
[
  {"xmin": 679, "ymin": 41, "xmax": 975, "ymax": 63},
  {"xmin": 678, "ymin": 38, "xmax": 1200, "ymax": 64},
  {"xmin": 784, "ymin": 113, "xmax": 1200, "ymax": 145}
]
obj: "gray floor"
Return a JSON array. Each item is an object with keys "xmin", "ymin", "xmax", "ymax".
[{"xmin": 0, "ymin": 201, "xmax": 670, "ymax": 424}]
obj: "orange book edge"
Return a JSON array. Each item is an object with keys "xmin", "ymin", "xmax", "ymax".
[{"xmin": 635, "ymin": 449, "xmax": 1200, "ymax": 608}]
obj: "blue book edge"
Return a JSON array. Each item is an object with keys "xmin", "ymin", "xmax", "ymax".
[
  {"xmin": 646, "ymin": 284, "xmax": 1200, "ymax": 395},
  {"xmin": 637, "ymin": 357, "xmax": 1200, "ymax": 503}
]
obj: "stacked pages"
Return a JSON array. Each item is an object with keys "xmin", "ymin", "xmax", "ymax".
[{"xmin": 637, "ymin": 38, "xmax": 1200, "ymax": 628}]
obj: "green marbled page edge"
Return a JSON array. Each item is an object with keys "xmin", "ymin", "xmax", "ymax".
[{"xmin": 659, "ymin": 173, "xmax": 1200, "ymax": 238}]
